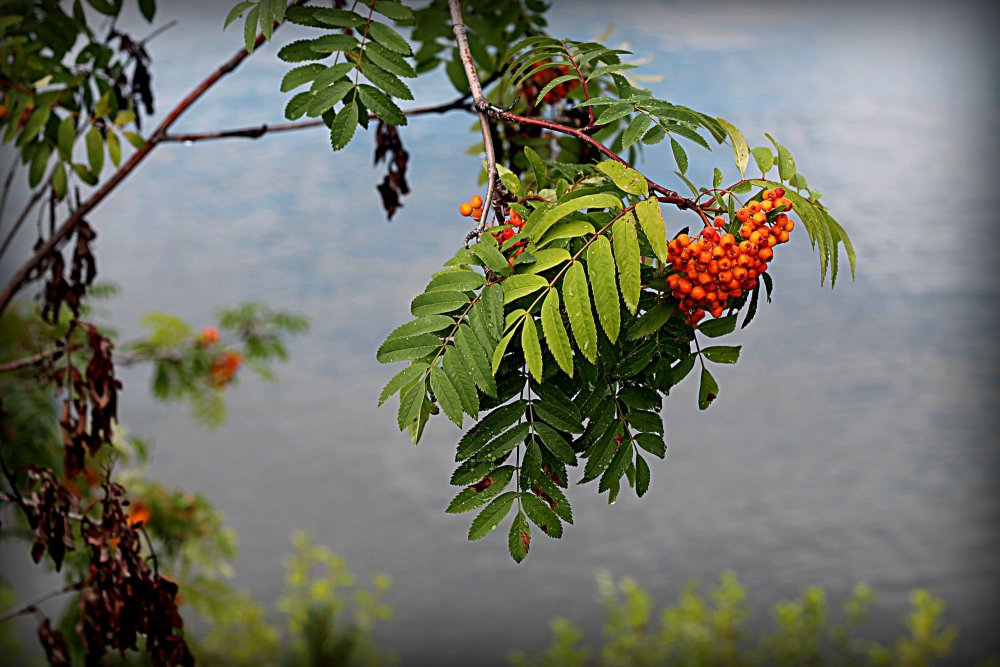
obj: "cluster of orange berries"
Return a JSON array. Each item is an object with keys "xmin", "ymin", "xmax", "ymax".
[
  {"xmin": 459, "ymin": 194, "xmax": 485, "ymax": 222},
  {"xmin": 198, "ymin": 326, "xmax": 243, "ymax": 388},
  {"xmin": 528, "ymin": 62, "xmax": 580, "ymax": 105},
  {"xmin": 666, "ymin": 188, "xmax": 795, "ymax": 326},
  {"xmin": 490, "ymin": 208, "xmax": 527, "ymax": 267}
]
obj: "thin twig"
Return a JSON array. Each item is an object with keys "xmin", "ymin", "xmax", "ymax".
[
  {"xmin": 447, "ymin": 0, "xmax": 498, "ymax": 246},
  {"xmin": 0, "ymin": 344, "xmax": 75, "ymax": 373},
  {"xmin": 0, "ymin": 3, "xmax": 305, "ymax": 317},
  {"xmin": 160, "ymin": 95, "xmax": 473, "ymax": 144},
  {"xmin": 0, "ymin": 582, "xmax": 83, "ymax": 624},
  {"xmin": 0, "ymin": 187, "xmax": 46, "ymax": 263}
]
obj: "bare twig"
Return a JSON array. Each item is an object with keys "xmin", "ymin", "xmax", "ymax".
[
  {"xmin": 0, "ymin": 582, "xmax": 83, "ymax": 624},
  {"xmin": 160, "ymin": 95, "xmax": 473, "ymax": 144},
  {"xmin": 0, "ymin": 344, "xmax": 76, "ymax": 373},
  {"xmin": 0, "ymin": 4, "xmax": 305, "ymax": 316},
  {"xmin": 0, "ymin": 187, "xmax": 46, "ymax": 263},
  {"xmin": 447, "ymin": 0, "xmax": 498, "ymax": 246}
]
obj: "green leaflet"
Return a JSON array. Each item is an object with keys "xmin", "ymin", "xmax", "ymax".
[
  {"xmin": 358, "ymin": 84, "xmax": 406, "ymax": 125},
  {"xmin": 526, "ymin": 193, "xmax": 622, "ymax": 243},
  {"xmin": 595, "ymin": 160, "xmax": 648, "ymax": 197},
  {"xmin": 532, "ymin": 422, "xmax": 577, "ymax": 466},
  {"xmin": 626, "ymin": 302, "xmax": 676, "ymax": 341},
  {"xmin": 410, "ymin": 290, "xmax": 468, "ymax": 316},
  {"xmin": 508, "ymin": 511, "xmax": 530, "ymax": 563},
  {"xmin": 366, "ymin": 20, "xmax": 412, "ymax": 55},
  {"xmin": 670, "ymin": 138, "xmax": 689, "ymax": 175},
  {"xmin": 524, "ymin": 146, "xmax": 546, "ymax": 190},
  {"xmin": 598, "ymin": 436, "xmax": 631, "ymax": 494},
  {"xmin": 520, "ymin": 493, "xmax": 562, "ymax": 538},
  {"xmin": 540, "ymin": 289, "xmax": 573, "ymax": 378},
  {"xmin": 621, "ymin": 114, "xmax": 653, "ymax": 150},
  {"xmin": 455, "ymin": 324, "xmax": 497, "ymax": 397},
  {"xmin": 563, "ymin": 262, "xmax": 597, "ymax": 364},
  {"xmin": 698, "ymin": 366, "xmax": 719, "ymax": 410},
  {"xmin": 524, "ymin": 248, "xmax": 571, "ymax": 275},
  {"xmin": 310, "ymin": 63, "xmax": 354, "ymax": 92},
  {"xmin": 480, "ymin": 284, "xmax": 504, "ymax": 340},
  {"xmin": 479, "ymin": 422, "xmax": 530, "ymax": 460},
  {"xmin": 378, "ymin": 363, "xmax": 426, "ymax": 406},
  {"xmin": 752, "ymin": 146, "xmax": 774, "ymax": 174},
  {"xmin": 426, "ymin": 269, "xmax": 486, "ymax": 293},
  {"xmin": 443, "ymin": 346, "xmax": 478, "ymax": 419},
  {"xmin": 328, "ymin": 99, "xmax": 358, "ymax": 151},
  {"xmin": 430, "ymin": 366, "xmax": 464, "ymax": 427},
  {"xmin": 634, "ymin": 198, "xmax": 667, "ymax": 263},
  {"xmin": 698, "ymin": 314, "xmax": 737, "ymax": 338},
  {"xmin": 635, "ymin": 454, "xmax": 650, "ymax": 497},
  {"xmin": 468, "ymin": 491, "xmax": 517, "ymax": 541},
  {"xmin": 470, "ymin": 239, "xmax": 510, "ymax": 276},
  {"xmin": 281, "ymin": 63, "xmax": 325, "ymax": 92},
  {"xmin": 364, "ymin": 42, "xmax": 416, "ymax": 78},
  {"xmin": 502, "ymin": 274, "xmax": 548, "ymax": 304},
  {"xmin": 717, "ymin": 116, "xmax": 749, "ymax": 178},
  {"xmin": 375, "ymin": 333, "xmax": 439, "ymax": 364},
  {"xmin": 85, "ymin": 126, "xmax": 103, "ymax": 176},
  {"xmin": 307, "ymin": 80, "xmax": 353, "ymax": 117},
  {"xmin": 382, "ymin": 315, "xmax": 454, "ymax": 344},
  {"xmin": 701, "ymin": 345, "xmax": 741, "ymax": 364},
  {"xmin": 397, "ymin": 375, "xmax": 425, "ymax": 432},
  {"xmin": 57, "ymin": 115, "xmax": 74, "ymax": 158},
  {"xmin": 533, "ymin": 477, "xmax": 573, "ymax": 524},
  {"xmin": 635, "ymin": 432, "xmax": 666, "ymax": 458},
  {"xmin": 455, "ymin": 400, "xmax": 527, "ymax": 461},
  {"xmin": 586, "ymin": 235, "xmax": 620, "ymax": 343},
  {"xmin": 492, "ymin": 326, "xmax": 518, "ymax": 375},
  {"xmin": 537, "ymin": 220, "xmax": 594, "ymax": 247},
  {"xmin": 446, "ymin": 466, "xmax": 515, "ymax": 514},
  {"xmin": 521, "ymin": 316, "xmax": 543, "ymax": 383},
  {"xmin": 360, "ymin": 60, "xmax": 414, "ymax": 100},
  {"xmin": 611, "ymin": 215, "xmax": 640, "ymax": 314}
]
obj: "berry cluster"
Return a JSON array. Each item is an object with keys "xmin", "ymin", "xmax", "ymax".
[
  {"xmin": 209, "ymin": 351, "xmax": 242, "ymax": 389},
  {"xmin": 666, "ymin": 188, "xmax": 795, "ymax": 326},
  {"xmin": 489, "ymin": 208, "xmax": 527, "ymax": 267},
  {"xmin": 527, "ymin": 61, "xmax": 580, "ymax": 105},
  {"xmin": 459, "ymin": 194, "xmax": 485, "ymax": 222}
]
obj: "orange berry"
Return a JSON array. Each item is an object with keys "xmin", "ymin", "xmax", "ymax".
[
  {"xmin": 508, "ymin": 256, "xmax": 516, "ymax": 265},
  {"xmin": 691, "ymin": 286, "xmax": 707, "ymax": 300},
  {"xmin": 736, "ymin": 208, "xmax": 750, "ymax": 222},
  {"xmin": 708, "ymin": 261, "xmax": 720, "ymax": 275},
  {"xmin": 778, "ymin": 197, "xmax": 793, "ymax": 211},
  {"xmin": 713, "ymin": 216, "xmax": 726, "ymax": 228},
  {"xmin": 470, "ymin": 195, "xmax": 483, "ymax": 208},
  {"xmin": 767, "ymin": 236, "xmax": 778, "ymax": 247},
  {"xmin": 460, "ymin": 202, "xmax": 473, "ymax": 216},
  {"xmin": 711, "ymin": 245, "xmax": 725, "ymax": 259},
  {"xmin": 783, "ymin": 219, "xmax": 795, "ymax": 232},
  {"xmin": 472, "ymin": 207, "xmax": 483, "ymax": 221},
  {"xmin": 752, "ymin": 212, "xmax": 767, "ymax": 225},
  {"xmin": 677, "ymin": 233, "xmax": 691, "ymax": 247},
  {"xmin": 678, "ymin": 279, "xmax": 693, "ymax": 295},
  {"xmin": 710, "ymin": 306, "xmax": 725, "ymax": 318},
  {"xmin": 762, "ymin": 189, "xmax": 775, "ymax": 201},
  {"xmin": 773, "ymin": 187, "xmax": 785, "ymax": 198},
  {"xmin": 760, "ymin": 199, "xmax": 774, "ymax": 213},
  {"xmin": 759, "ymin": 246, "xmax": 774, "ymax": 262},
  {"xmin": 777, "ymin": 230, "xmax": 790, "ymax": 243},
  {"xmin": 698, "ymin": 272, "xmax": 712, "ymax": 286},
  {"xmin": 748, "ymin": 201, "xmax": 762, "ymax": 214},
  {"xmin": 698, "ymin": 251, "xmax": 712, "ymax": 265},
  {"xmin": 199, "ymin": 326, "xmax": 220, "ymax": 345}
]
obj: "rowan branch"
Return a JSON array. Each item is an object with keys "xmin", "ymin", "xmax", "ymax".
[
  {"xmin": 447, "ymin": 0, "xmax": 498, "ymax": 246},
  {"xmin": 0, "ymin": 4, "xmax": 304, "ymax": 317},
  {"xmin": 159, "ymin": 94, "xmax": 473, "ymax": 144},
  {"xmin": 0, "ymin": 582, "xmax": 83, "ymax": 624},
  {"xmin": 0, "ymin": 343, "xmax": 76, "ymax": 373}
]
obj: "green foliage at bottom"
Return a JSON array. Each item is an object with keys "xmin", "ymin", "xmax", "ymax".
[{"xmin": 509, "ymin": 571, "xmax": 995, "ymax": 667}]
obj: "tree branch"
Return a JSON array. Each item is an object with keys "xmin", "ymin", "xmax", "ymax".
[
  {"xmin": 0, "ymin": 5, "xmax": 304, "ymax": 317},
  {"xmin": 0, "ymin": 582, "xmax": 83, "ymax": 624},
  {"xmin": 159, "ymin": 95, "xmax": 474, "ymax": 144},
  {"xmin": 0, "ymin": 344, "xmax": 75, "ymax": 373},
  {"xmin": 447, "ymin": 0, "xmax": 498, "ymax": 246}
]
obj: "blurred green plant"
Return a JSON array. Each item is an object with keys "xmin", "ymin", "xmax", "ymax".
[{"xmin": 508, "ymin": 571, "xmax": 992, "ymax": 667}]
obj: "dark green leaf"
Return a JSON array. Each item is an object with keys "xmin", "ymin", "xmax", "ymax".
[
  {"xmin": 627, "ymin": 302, "xmax": 676, "ymax": 341},
  {"xmin": 378, "ymin": 363, "xmax": 426, "ymax": 406},
  {"xmin": 701, "ymin": 345, "xmax": 741, "ymax": 364},
  {"xmin": 698, "ymin": 366, "xmax": 719, "ymax": 410},
  {"xmin": 468, "ymin": 492, "xmax": 517, "ymax": 541},
  {"xmin": 670, "ymin": 138, "xmax": 688, "ymax": 175},
  {"xmin": 430, "ymin": 366, "xmax": 464, "ymax": 427},
  {"xmin": 281, "ymin": 63, "xmax": 326, "ymax": 92},
  {"xmin": 635, "ymin": 453, "xmax": 650, "ymax": 497},
  {"xmin": 446, "ymin": 465, "xmax": 515, "ymax": 513},
  {"xmin": 224, "ymin": 1, "xmax": 254, "ymax": 28},
  {"xmin": 521, "ymin": 493, "xmax": 562, "ymax": 538},
  {"xmin": 358, "ymin": 84, "xmax": 407, "ymax": 125},
  {"xmin": 533, "ymin": 423, "xmax": 577, "ymax": 465},
  {"xmin": 410, "ymin": 290, "xmax": 469, "ymax": 316},
  {"xmin": 508, "ymin": 511, "xmax": 530, "ymax": 562},
  {"xmin": 443, "ymin": 347, "xmax": 478, "ymax": 419},
  {"xmin": 698, "ymin": 314, "xmax": 737, "ymax": 338},
  {"xmin": 456, "ymin": 400, "xmax": 527, "ymax": 460},
  {"xmin": 57, "ymin": 116, "xmax": 75, "ymax": 159},
  {"xmin": 375, "ymin": 333, "xmax": 438, "ymax": 364},
  {"xmin": 366, "ymin": 21, "xmax": 412, "ymax": 55},
  {"xmin": 598, "ymin": 437, "xmax": 631, "ymax": 493},
  {"xmin": 635, "ymin": 432, "xmax": 666, "ymax": 458}
]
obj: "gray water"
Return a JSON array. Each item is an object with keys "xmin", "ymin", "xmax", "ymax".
[{"xmin": 2, "ymin": 1, "xmax": 998, "ymax": 664}]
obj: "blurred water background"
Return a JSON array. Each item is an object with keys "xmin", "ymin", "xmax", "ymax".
[{"xmin": 1, "ymin": 1, "xmax": 998, "ymax": 664}]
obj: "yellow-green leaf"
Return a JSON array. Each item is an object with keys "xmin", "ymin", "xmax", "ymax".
[
  {"xmin": 595, "ymin": 160, "xmax": 648, "ymax": 197},
  {"xmin": 540, "ymin": 289, "xmax": 573, "ymax": 378},
  {"xmin": 586, "ymin": 235, "xmax": 620, "ymax": 343},
  {"xmin": 634, "ymin": 198, "xmax": 667, "ymax": 263},
  {"xmin": 717, "ymin": 117, "xmax": 749, "ymax": 178},
  {"xmin": 521, "ymin": 317, "xmax": 543, "ymax": 382},
  {"xmin": 563, "ymin": 262, "xmax": 597, "ymax": 363},
  {"xmin": 526, "ymin": 193, "xmax": 622, "ymax": 243},
  {"xmin": 612, "ymin": 214, "xmax": 640, "ymax": 314}
]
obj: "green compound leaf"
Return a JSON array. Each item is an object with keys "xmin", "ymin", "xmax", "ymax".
[
  {"xmin": 540, "ymin": 289, "xmax": 573, "ymax": 378},
  {"xmin": 586, "ymin": 235, "xmax": 620, "ymax": 343},
  {"xmin": 468, "ymin": 491, "xmax": 517, "ymax": 541},
  {"xmin": 563, "ymin": 262, "xmax": 597, "ymax": 363}
]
